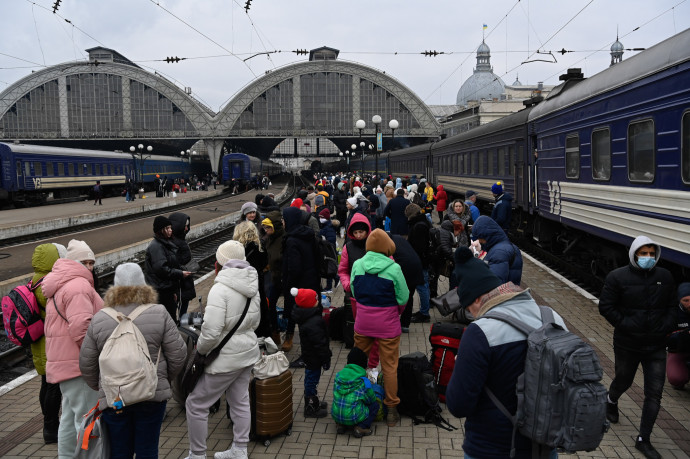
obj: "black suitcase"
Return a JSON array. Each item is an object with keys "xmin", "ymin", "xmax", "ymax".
[{"xmin": 328, "ymin": 307, "xmax": 345, "ymax": 341}]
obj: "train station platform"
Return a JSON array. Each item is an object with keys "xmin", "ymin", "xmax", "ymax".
[{"xmin": 1, "ymin": 254, "xmax": 688, "ymax": 458}]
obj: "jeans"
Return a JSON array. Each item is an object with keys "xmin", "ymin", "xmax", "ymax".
[
  {"xmin": 102, "ymin": 401, "xmax": 167, "ymax": 459},
  {"xmin": 400, "ymin": 285, "xmax": 415, "ymax": 327},
  {"xmin": 304, "ymin": 368, "xmax": 321, "ymax": 397},
  {"xmin": 416, "ymin": 269, "xmax": 430, "ymax": 316},
  {"xmin": 608, "ymin": 346, "xmax": 666, "ymax": 440},
  {"xmin": 358, "ymin": 400, "xmax": 380, "ymax": 429}
]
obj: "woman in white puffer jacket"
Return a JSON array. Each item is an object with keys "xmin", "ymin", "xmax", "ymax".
[{"xmin": 185, "ymin": 240, "xmax": 261, "ymax": 459}]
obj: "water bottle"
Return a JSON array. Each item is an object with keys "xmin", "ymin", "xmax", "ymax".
[{"xmin": 321, "ymin": 293, "xmax": 331, "ymax": 308}]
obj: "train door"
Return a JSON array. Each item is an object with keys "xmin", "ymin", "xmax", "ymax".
[
  {"xmin": 229, "ymin": 160, "xmax": 242, "ymax": 180},
  {"xmin": 16, "ymin": 160, "xmax": 24, "ymax": 189},
  {"xmin": 529, "ymin": 135, "xmax": 538, "ymax": 213}
]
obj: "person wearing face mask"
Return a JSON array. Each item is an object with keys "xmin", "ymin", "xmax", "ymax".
[{"xmin": 598, "ymin": 235, "xmax": 676, "ymax": 459}]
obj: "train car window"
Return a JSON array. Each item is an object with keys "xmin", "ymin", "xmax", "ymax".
[
  {"xmin": 498, "ymin": 148, "xmax": 506, "ymax": 176},
  {"xmin": 16, "ymin": 161, "xmax": 22, "ymax": 178},
  {"xmin": 473, "ymin": 152, "xmax": 478, "ymax": 174},
  {"xmin": 592, "ymin": 128, "xmax": 611, "ymax": 181},
  {"xmin": 58, "ymin": 163, "xmax": 65, "ymax": 176},
  {"xmin": 511, "ymin": 147, "xmax": 517, "ymax": 176},
  {"xmin": 453, "ymin": 155, "xmax": 458, "ymax": 174},
  {"xmin": 478, "ymin": 151, "xmax": 486, "ymax": 175},
  {"xmin": 628, "ymin": 119, "xmax": 655, "ymax": 183},
  {"xmin": 565, "ymin": 134, "xmax": 580, "ymax": 179},
  {"xmin": 682, "ymin": 111, "xmax": 690, "ymax": 184},
  {"xmin": 488, "ymin": 149, "xmax": 495, "ymax": 175},
  {"xmin": 82, "ymin": 164, "xmax": 89, "ymax": 176},
  {"xmin": 33, "ymin": 162, "xmax": 42, "ymax": 177},
  {"xmin": 465, "ymin": 154, "xmax": 470, "ymax": 175},
  {"xmin": 47, "ymin": 162, "xmax": 54, "ymax": 176},
  {"xmin": 68, "ymin": 163, "xmax": 74, "ymax": 176}
]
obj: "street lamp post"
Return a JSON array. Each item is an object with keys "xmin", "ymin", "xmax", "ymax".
[
  {"xmin": 355, "ymin": 119, "xmax": 365, "ymax": 175},
  {"xmin": 130, "ymin": 144, "xmax": 153, "ymax": 191},
  {"xmin": 372, "ymin": 115, "xmax": 382, "ymax": 179}
]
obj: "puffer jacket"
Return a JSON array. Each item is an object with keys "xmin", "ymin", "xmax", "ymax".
[
  {"xmin": 435, "ymin": 185, "xmax": 448, "ymax": 212},
  {"xmin": 79, "ymin": 285, "xmax": 187, "ymax": 411},
  {"xmin": 30, "ymin": 244, "xmax": 60, "ymax": 375},
  {"xmin": 169, "ymin": 212, "xmax": 196, "ymax": 302},
  {"xmin": 292, "ymin": 304, "xmax": 331, "ymax": 370},
  {"xmin": 599, "ymin": 235, "xmax": 676, "ymax": 352},
  {"xmin": 437, "ymin": 220, "xmax": 456, "ymax": 262},
  {"xmin": 282, "ymin": 207, "xmax": 321, "ymax": 293},
  {"xmin": 471, "ymin": 216, "xmax": 522, "ymax": 285},
  {"xmin": 43, "ymin": 258, "xmax": 104, "ymax": 384},
  {"xmin": 331, "ymin": 363, "xmax": 376, "ymax": 425},
  {"xmin": 491, "ymin": 192, "xmax": 513, "ymax": 230},
  {"xmin": 199, "ymin": 260, "xmax": 261, "ymax": 373},
  {"xmin": 338, "ymin": 213, "xmax": 371, "ymax": 293},
  {"xmin": 351, "ymin": 251, "xmax": 409, "ymax": 338},
  {"xmin": 144, "ymin": 235, "xmax": 183, "ymax": 292}
]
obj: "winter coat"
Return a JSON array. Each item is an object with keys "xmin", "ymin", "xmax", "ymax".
[
  {"xmin": 465, "ymin": 200, "xmax": 480, "ymax": 223},
  {"xmin": 390, "ymin": 235, "xmax": 424, "ymax": 289},
  {"xmin": 264, "ymin": 211, "xmax": 285, "ymax": 284},
  {"xmin": 199, "ymin": 260, "xmax": 261, "ymax": 373},
  {"xmin": 471, "ymin": 216, "xmax": 522, "ymax": 285},
  {"xmin": 30, "ymin": 244, "xmax": 60, "ymax": 375},
  {"xmin": 282, "ymin": 207, "xmax": 321, "ymax": 293},
  {"xmin": 437, "ymin": 220, "xmax": 457, "ymax": 262},
  {"xmin": 145, "ymin": 235, "xmax": 184, "ymax": 292},
  {"xmin": 383, "ymin": 195, "xmax": 411, "ymax": 235},
  {"xmin": 79, "ymin": 285, "xmax": 187, "ymax": 411},
  {"xmin": 333, "ymin": 188, "xmax": 349, "ymax": 212},
  {"xmin": 444, "ymin": 202, "xmax": 472, "ymax": 241},
  {"xmin": 490, "ymin": 192, "xmax": 513, "ymax": 230},
  {"xmin": 338, "ymin": 213, "xmax": 371, "ymax": 293},
  {"xmin": 351, "ymin": 252, "xmax": 409, "ymax": 339},
  {"xmin": 292, "ymin": 304, "xmax": 331, "ymax": 370},
  {"xmin": 446, "ymin": 288, "xmax": 566, "ymax": 459},
  {"xmin": 43, "ymin": 258, "xmax": 104, "ymax": 384},
  {"xmin": 599, "ymin": 236, "xmax": 676, "ymax": 352},
  {"xmin": 667, "ymin": 304, "xmax": 690, "ymax": 353},
  {"xmin": 320, "ymin": 220, "xmax": 337, "ymax": 247},
  {"xmin": 375, "ymin": 191, "xmax": 388, "ymax": 218},
  {"xmin": 331, "ymin": 364, "xmax": 377, "ymax": 425},
  {"xmin": 435, "ymin": 185, "xmax": 448, "ymax": 212},
  {"xmin": 408, "ymin": 214, "xmax": 433, "ymax": 268},
  {"xmin": 169, "ymin": 212, "xmax": 196, "ymax": 302}
]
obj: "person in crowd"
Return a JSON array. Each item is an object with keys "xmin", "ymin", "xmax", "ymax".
[
  {"xmin": 281, "ymin": 206, "xmax": 321, "ymax": 352},
  {"xmin": 383, "ymin": 188, "xmax": 411, "ymax": 236},
  {"xmin": 318, "ymin": 208, "xmax": 338, "ymax": 293},
  {"xmin": 259, "ymin": 193, "xmax": 279, "ymax": 213},
  {"xmin": 390, "ymin": 235, "xmax": 424, "ymax": 333},
  {"xmin": 667, "ymin": 283, "xmax": 690, "ymax": 390},
  {"xmin": 599, "ymin": 235, "xmax": 676, "ymax": 459},
  {"xmin": 30, "ymin": 243, "xmax": 62, "ymax": 444},
  {"xmin": 79, "ymin": 263, "xmax": 186, "ymax": 459},
  {"xmin": 93, "ymin": 180, "xmax": 103, "ymax": 206},
  {"xmin": 464, "ymin": 190, "xmax": 480, "ymax": 223},
  {"xmin": 313, "ymin": 194, "xmax": 329, "ymax": 218},
  {"xmin": 263, "ymin": 211, "xmax": 285, "ymax": 347},
  {"xmin": 351, "ymin": 229, "xmax": 409, "ymax": 427},
  {"xmin": 332, "ymin": 347, "xmax": 380, "ymax": 438},
  {"xmin": 446, "ymin": 246, "xmax": 563, "ymax": 458},
  {"xmin": 405, "ymin": 203, "xmax": 434, "ymax": 323},
  {"xmin": 240, "ymin": 202, "xmax": 260, "ymax": 228},
  {"xmin": 333, "ymin": 182, "xmax": 349, "ymax": 237},
  {"xmin": 169, "ymin": 212, "xmax": 196, "ymax": 318},
  {"xmin": 185, "ymin": 241, "xmax": 261, "ymax": 459},
  {"xmin": 375, "ymin": 186, "xmax": 388, "ymax": 229},
  {"xmin": 145, "ymin": 216, "xmax": 192, "ymax": 321},
  {"xmin": 470, "ymin": 216, "xmax": 523, "ymax": 285},
  {"xmin": 490, "ymin": 182, "xmax": 512, "ymax": 232},
  {"xmin": 290, "ymin": 288, "xmax": 332, "ymax": 418},
  {"xmin": 421, "ymin": 180, "xmax": 434, "ymax": 205},
  {"xmin": 445, "ymin": 199, "xmax": 472, "ymax": 230},
  {"xmin": 233, "ymin": 221, "xmax": 270, "ymax": 338},
  {"xmin": 298, "ymin": 201, "xmax": 321, "ymax": 238},
  {"xmin": 43, "ymin": 239, "xmax": 104, "ymax": 459},
  {"xmin": 434, "ymin": 184, "xmax": 448, "ymax": 223},
  {"xmin": 433, "ymin": 219, "xmax": 462, "ymax": 290}
]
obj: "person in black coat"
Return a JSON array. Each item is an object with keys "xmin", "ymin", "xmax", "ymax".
[
  {"xmin": 406, "ymin": 204, "xmax": 433, "ymax": 323},
  {"xmin": 333, "ymin": 182, "xmax": 349, "ymax": 235},
  {"xmin": 169, "ymin": 212, "xmax": 197, "ymax": 317},
  {"xmin": 390, "ymin": 235, "xmax": 423, "ymax": 331},
  {"xmin": 234, "ymin": 221, "xmax": 271, "ymax": 338},
  {"xmin": 383, "ymin": 188, "xmax": 411, "ymax": 236},
  {"xmin": 145, "ymin": 216, "xmax": 191, "ymax": 320},
  {"xmin": 259, "ymin": 193, "xmax": 280, "ymax": 213}
]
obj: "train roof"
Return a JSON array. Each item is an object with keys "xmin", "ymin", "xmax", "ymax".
[
  {"xmin": 0, "ymin": 142, "xmax": 185, "ymax": 162},
  {"xmin": 529, "ymin": 27, "xmax": 690, "ymax": 122}
]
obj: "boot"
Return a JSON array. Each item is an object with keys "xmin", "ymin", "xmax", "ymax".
[
  {"xmin": 304, "ymin": 395, "xmax": 327, "ymax": 418},
  {"xmin": 386, "ymin": 405, "xmax": 400, "ymax": 427},
  {"xmin": 281, "ymin": 333, "xmax": 294, "ymax": 352},
  {"xmin": 271, "ymin": 331, "xmax": 282, "ymax": 347}
]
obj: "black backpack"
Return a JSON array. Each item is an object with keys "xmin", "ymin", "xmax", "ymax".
[
  {"xmin": 428, "ymin": 227, "xmax": 442, "ymax": 257},
  {"xmin": 317, "ymin": 237, "xmax": 338, "ymax": 278},
  {"xmin": 397, "ymin": 352, "xmax": 457, "ymax": 431}
]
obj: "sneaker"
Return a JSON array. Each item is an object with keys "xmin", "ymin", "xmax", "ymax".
[
  {"xmin": 353, "ymin": 425, "xmax": 372, "ymax": 438},
  {"xmin": 635, "ymin": 438, "xmax": 661, "ymax": 459},
  {"xmin": 214, "ymin": 444, "xmax": 248, "ymax": 459},
  {"xmin": 185, "ymin": 453, "xmax": 206, "ymax": 459},
  {"xmin": 606, "ymin": 400, "xmax": 619, "ymax": 424},
  {"xmin": 410, "ymin": 312, "xmax": 430, "ymax": 323}
]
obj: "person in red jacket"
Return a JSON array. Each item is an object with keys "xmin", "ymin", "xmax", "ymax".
[{"xmin": 434, "ymin": 185, "xmax": 448, "ymax": 223}]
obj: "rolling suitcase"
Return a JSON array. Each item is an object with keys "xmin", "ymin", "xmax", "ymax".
[{"xmin": 249, "ymin": 369, "xmax": 293, "ymax": 446}]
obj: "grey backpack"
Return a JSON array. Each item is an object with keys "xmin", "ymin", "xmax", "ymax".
[{"xmin": 483, "ymin": 306, "xmax": 609, "ymax": 456}]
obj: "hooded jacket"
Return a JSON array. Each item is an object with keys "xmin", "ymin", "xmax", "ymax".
[
  {"xmin": 331, "ymin": 363, "xmax": 377, "ymax": 425},
  {"xmin": 408, "ymin": 213, "xmax": 433, "ymax": 268},
  {"xmin": 30, "ymin": 244, "xmax": 60, "ymax": 375},
  {"xmin": 383, "ymin": 195, "xmax": 411, "ymax": 236},
  {"xmin": 282, "ymin": 207, "xmax": 320, "ymax": 292},
  {"xmin": 264, "ymin": 210, "xmax": 285, "ymax": 284},
  {"xmin": 145, "ymin": 235, "xmax": 183, "ymax": 292},
  {"xmin": 292, "ymin": 302, "xmax": 332, "ymax": 370},
  {"xmin": 43, "ymin": 258, "xmax": 104, "ymax": 384},
  {"xmin": 435, "ymin": 185, "xmax": 448, "ymax": 212},
  {"xmin": 471, "ymin": 216, "xmax": 522, "ymax": 285},
  {"xmin": 490, "ymin": 192, "xmax": 513, "ymax": 230},
  {"xmin": 169, "ymin": 212, "xmax": 196, "ymax": 302},
  {"xmin": 599, "ymin": 235, "xmax": 676, "ymax": 351},
  {"xmin": 390, "ymin": 235, "xmax": 424, "ymax": 289},
  {"xmin": 79, "ymin": 285, "xmax": 187, "ymax": 410},
  {"xmin": 338, "ymin": 213, "xmax": 371, "ymax": 293},
  {"xmin": 199, "ymin": 260, "xmax": 261, "ymax": 373}
]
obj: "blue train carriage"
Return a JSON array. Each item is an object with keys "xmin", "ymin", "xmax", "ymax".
[
  {"xmin": 222, "ymin": 153, "xmax": 283, "ymax": 188},
  {"xmin": 140, "ymin": 154, "xmax": 190, "ymax": 188},
  {"xmin": 528, "ymin": 28, "xmax": 690, "ymax": 270},
  {"xmin": 0, "ymin": 142, "xmax": 130, "ymax": 206}
]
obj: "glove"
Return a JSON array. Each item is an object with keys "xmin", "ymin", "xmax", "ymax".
[{"xmin": 322, "ymin": 360, "xmax": 331, "ymax": 371}]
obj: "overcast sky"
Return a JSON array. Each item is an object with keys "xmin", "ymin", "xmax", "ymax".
[{"xmin": 2, "ymin": 0, "xmax": 689, "ymax": 112}]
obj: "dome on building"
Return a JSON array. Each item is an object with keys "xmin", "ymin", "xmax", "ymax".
[
  {"xmin": 512, "ymin": 74, "xmax": 522, "ymax": 86},
  {"xmin": 610, "ymin": 36, "xmax": 624, "ymax": 66},
  {"xmin": 610, "ymin": 39, "xmax": 624, "ymax": 52},
  {"xmin": 456, "ymin": 41, "xmax": 506, "ymax": 106}
]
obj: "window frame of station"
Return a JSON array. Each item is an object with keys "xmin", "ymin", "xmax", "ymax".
[
  {"xmin": 591, "ymin": 127, "xmax": 611, "ymax": 181},
  {"xmin": 627, "ymin": 118, "xmax": 655, "ymax": 183},
  {"xmin": 681, "ymin": 110, "xmax": 690, "ymax": 185},
  {"xmin": 565, "ymin": 133, "xmax": 580, "ymax": 179}
]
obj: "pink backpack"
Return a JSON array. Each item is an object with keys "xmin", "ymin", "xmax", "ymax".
[{"xmin": 2, "ymin": 278, "xmax": 44, "ymax": 347}]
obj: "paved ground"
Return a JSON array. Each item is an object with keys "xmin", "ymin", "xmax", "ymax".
[{"xmin": 1, "ymin": 254, "xmax": 689, "ymax": 458}]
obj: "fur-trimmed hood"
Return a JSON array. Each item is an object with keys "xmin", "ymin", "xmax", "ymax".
[{"xmin": 103, "ymin": 284, "xmax": 158, "ymax": 308}]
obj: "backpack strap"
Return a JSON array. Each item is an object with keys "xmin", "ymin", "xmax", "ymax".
[
  {"xmin": 101, "ymin": 305, "xmax": 162, "ymax": 364},
  {"xmin": 484, "ymin": 387, "xmax": 518, "ymax": 458},
  {"xmin": 360, "ymin": 376, "xmax": 372, "ymax": 391},
  {"xmin": 481, "ymin": 311, "xmax": 534, "ymax": 336}
]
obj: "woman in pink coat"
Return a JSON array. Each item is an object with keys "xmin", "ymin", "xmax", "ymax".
[{"xmin": 43, "ymin": 240, "xmax": 104, "ymax": 459}]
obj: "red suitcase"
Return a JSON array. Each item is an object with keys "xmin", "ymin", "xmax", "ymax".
[{"xmin": 249, "ymin": 370, "xmax": 293, "ymax": 446}]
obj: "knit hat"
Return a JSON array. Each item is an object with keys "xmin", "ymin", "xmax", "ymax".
[
  {"xmin": 261, "ymin": 218, "xmax": 274, "ymax": 229},
  {"xmin": 349, "ymin": 221, "xmax": 369, "ymax": 234},
  {"xmin": 153, "ymin": 216, "xmax": 172, "ymax": 233},
  {"xmin": 385, "ymin": 181, "xmax": 394, "ymax": 188},
  {"xmin": 291, "ymin": 198, "xmax": 303, "ymax": 208},
  {"xmin": 454, "ymin": 247, "xmax": 503, "ymax": 308},
  {"xmin": 679, "ymin": 283, "xmax": 690, "ymax": 301},
  {"xmin": 216, "ymin": 240, "xmax": 245, "ymax": 266},
  {"xmin": 347, "ymin": 347, "xmax": 368, "ymax": 369},
  {"xmin": 290, "ymin": 288, "xmax": 318, "ymax": 308},
  {"xmin": 114, "ymin": 263, "xmax": 146, "ymax": 287},
  {"xmin": 319, "ymin": 208, "xmax": 331, "ymax": 220},
  {"xmin": 365, "ymin": 229, "xmax": 396, "ymax": 256},
  {"xmin": 405, "ymin": 203, "xmax": 422, "ymax": 220},
  {"xmin": 65, "ymin": 239, "xmax": 95, "ymax": 262},
  {"xmin": 491, "ymin": 182, "xmax": 503, "ymax": 195},
  {"xmin": 337, "ymin": 182, "xmax": 345, "ymax": 190},
  {"xmin": 347, "ymin": 197, "xmax": 358, "ymax": 207},
  {"xmin": 241, "ymin": 202, "xmax": 257, "ymax": 216},
  {"xmin": 465, "ymin": 190, "xmax": 477, "ymax": 199},
  {"xmin": 314, "ymin": 194, "xmax": 325, "ymax": 207}
]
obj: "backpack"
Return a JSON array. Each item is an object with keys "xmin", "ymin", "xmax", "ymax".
[
  {"xmin": 483, "ymin": 306, "xmax": 609, "ymax": 455},
  {"xmin": 317, "ymin": 237, "xmax": 338, "ymax": 278},
  {"xmin": 2, "ymin": 278, "xmax": 45, "ymax": 347},
  {"xmin": 428, "ymin": 323, "xmax": 464, "ymax": 402},
  {"xmin": 428, "ymin": 227, "xmax": 442, "ymax": 257},
  {"xmin": 99, "ymin": 305, "xmax": 161, "ymax": 408},
  {"xmin": 397, "ymin": 352, "xmax": 457, "ymax": 431}
]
